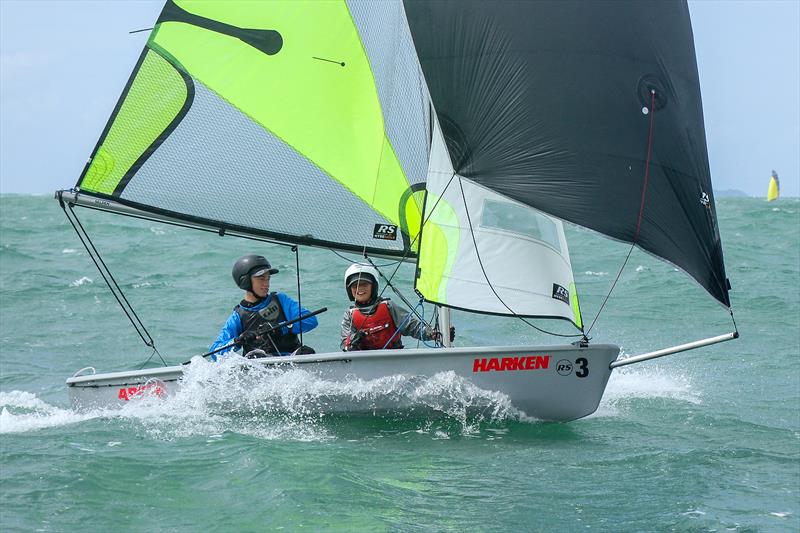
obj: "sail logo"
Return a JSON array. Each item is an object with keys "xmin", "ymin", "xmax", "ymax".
[
  {"xmin": 473, "ymin": 355, "xmax": 550, "ymax": 373},
  {"xmin": 552, "ymin": 283, "xmax": 570, "ymax": 304},
  {"xmin": 373, "ymin": 224, "xmax": 398, "ymax": 240}
]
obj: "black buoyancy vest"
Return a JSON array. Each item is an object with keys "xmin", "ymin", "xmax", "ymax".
[{"xmin": 235, "ymin": 292, "xmax": 300, "ymax": 355}]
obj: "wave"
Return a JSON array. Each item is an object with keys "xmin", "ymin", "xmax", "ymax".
[
  {"xmin": 0, "ymin": 358, "xmax": 529, "ymax": 440},
  {"xmin": 592, "ymin": 362, "xmax": 700, "ymax": 418}
]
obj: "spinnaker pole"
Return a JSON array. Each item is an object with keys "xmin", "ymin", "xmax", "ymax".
[{"xmin": 609, "ymin": 332, "xmax": 738, "ymax": 369}]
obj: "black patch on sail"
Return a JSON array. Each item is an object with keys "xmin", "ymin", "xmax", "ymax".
[
  {"xmin": 373, "ymin": 224, "xmax": 398, "ymax": 240},
  {"xmin": 158, "ymin": 0, "xmax": 283, "ymax": 56},
  {"xmin": 552, "ymin": 283, "xmax": 570, "ymax": 304}
]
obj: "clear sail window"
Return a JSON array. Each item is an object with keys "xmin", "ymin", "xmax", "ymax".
[{"xmin": 480, "ymin": 199, "xmax": 562, "ymax": 253}]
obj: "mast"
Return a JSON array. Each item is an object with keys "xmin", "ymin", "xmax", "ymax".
[{"xmin": 437, "ymin": 305, "xmax": 452, "ymax": 348}]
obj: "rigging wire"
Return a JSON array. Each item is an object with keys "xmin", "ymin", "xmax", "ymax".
[
  {"xmin": 456, "ymin": 177, "xmax": 583, "ymax": 339},
  {"xmin": 365, "ymin": 256, "xmax": 431, "ymax": 328},
  {"xmin": 585, "ymin": 90, "xmax": 657, "ymax": 336},
  {"xmin": 357, "ymin": 171, "xmax": 459, "ymax": 326},
  {"xmin": 327, "ymin": 248, "xmax": 404, "ymax": 269},
  {"xmin": 375, "ymin": 171, "xmax": 458, "ymax": 293},
  {"xmin": 59, "ymin": 199, "xmax": 167, "ymax": 367},
  {"xmin": 729, "ymin": 308, "xmax": 740, "ymax": 336},
  {"xmin": 334, "ymin": 172, "xmax": 461, "ymax": 332},
  {"xmin": 293, "ymin": 245, "xmax": 303, "ymax": 347}
]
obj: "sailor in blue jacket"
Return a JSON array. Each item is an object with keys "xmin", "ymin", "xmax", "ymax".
[{"xmin": 209, "ymin": 255, "xmax": 318, "ymax": 359}]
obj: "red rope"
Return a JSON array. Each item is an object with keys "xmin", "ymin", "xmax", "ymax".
[
  {"xmin": 586, "ymin": 90, "xmax": 658, "ymax": 336},
  {"xmin": 634, "ymin": 90, "xmax": 657, "ymax": 241}
]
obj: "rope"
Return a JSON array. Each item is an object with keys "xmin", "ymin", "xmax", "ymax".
[
  {"xmin": 334, "ymin": 173, "xmax": 460, "ymax": 334},
  {"xmin": 60, "ymin": 200, "xmax": 167, "ymax": 367},
  {"xmin": 586, "ymin": 90, "xmax": 657, "ymax": 336},
  {"xmin": 373, "ymin": 172, "xmax": 459, "ymax": 297},
  {"xmin": 456, "ymin": 177, "xmax": 583, "ymax": 339},
  {"xmin": 729, "ymin": 308, "xmax": 740, "ymax": 336}
]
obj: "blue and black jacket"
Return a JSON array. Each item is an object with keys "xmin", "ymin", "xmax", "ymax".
[{"xmin": 210, "ymin": 292, "xmax": 318, "ymax": 358}]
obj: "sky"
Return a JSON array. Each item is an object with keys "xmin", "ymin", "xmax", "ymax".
[{"xmin": 0, "ymin": 0, "xmax": 798, "ymax": 197}]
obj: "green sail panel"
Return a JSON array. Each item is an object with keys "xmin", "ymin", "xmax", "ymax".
[
  {"xmin": 79, "ymin": 49, "xmax": 190, "ymax": 195},
  {"xmin": 77, "ymin": 0, "xmax": 430, "ymax": 255}
]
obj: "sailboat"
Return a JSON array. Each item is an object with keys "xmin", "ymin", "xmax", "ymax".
[
  {"xmin": 58, "ymin": 0, "xmax": 738, "ymax": 421},
  {"xmin": 767, "ymin": 170, "xmax": 780, "ymax": 201}
]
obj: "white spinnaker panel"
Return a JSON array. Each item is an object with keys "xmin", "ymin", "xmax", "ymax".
[{"xmin": 416, "ymin": 119, "xmax": 582, "ymax": 326}]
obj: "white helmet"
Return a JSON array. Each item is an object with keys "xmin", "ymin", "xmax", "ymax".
[{"xmin": 344, "ymin": 263, "xmax": 379, "ymax": 301}]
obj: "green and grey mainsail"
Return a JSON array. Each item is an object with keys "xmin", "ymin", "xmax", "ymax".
[
  {"xmin": 78, "ymin": 0, "xmax": 429, "ymax": 256},
  {"xmin": 74, "ymin": 0, "xmax": 728, "ymax": 327}
]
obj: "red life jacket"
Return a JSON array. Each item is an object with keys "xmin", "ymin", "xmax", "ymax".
[{"xmin": 349, "ymin": 301, "xmax": 403, "ymax": 350}]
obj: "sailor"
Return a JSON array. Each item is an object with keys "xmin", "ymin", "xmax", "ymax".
[
  {"xmin": 210, "ymin": 254, "xmax": 318, "ymax": 359},
  {"xmin": 340, "ymin": 263, "xmax": 452, "ymax": 351}
]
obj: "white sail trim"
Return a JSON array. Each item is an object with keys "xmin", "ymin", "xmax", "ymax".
[{"xmin": 419, "ymin": 119, "xmax": 580, "ymax": 323}]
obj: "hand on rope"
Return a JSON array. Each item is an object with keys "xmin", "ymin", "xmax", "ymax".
[{"xmin": 430, "ymin": 326, "xmax": 456, "ymax": 346}]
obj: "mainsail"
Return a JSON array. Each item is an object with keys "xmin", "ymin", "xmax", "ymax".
[
  {"xmin": 767, "ymin": 170, "xmax": 780, "ymax": 202},
  {"xmin": 72, "ymin": 0, "xmax": 729, "ymax": 327},
  {"xmin": 77, "ymin": 0, "xmax": 429, "ymax": 257}
]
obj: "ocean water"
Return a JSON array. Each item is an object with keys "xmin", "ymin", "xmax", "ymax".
[{"xmin": 0, "ymin": 194, "xmax": 797, "ymax": 532}]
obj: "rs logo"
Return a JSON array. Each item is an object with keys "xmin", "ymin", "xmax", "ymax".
[
  {"xmin": 556, "ymin": 358, "xmax": 589, "ymax": 378},
  {"xmin": 373, "ymin": 224, "xmax": 398, "ymax": 240}
]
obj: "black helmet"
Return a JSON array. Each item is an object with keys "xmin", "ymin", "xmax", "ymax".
[{"xmin": 232, "ymin": 255, "xmax": 279, "ymax": 291}]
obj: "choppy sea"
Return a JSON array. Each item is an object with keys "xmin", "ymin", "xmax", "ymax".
[{"xmin": 0, "ymin": 194, "xmax": 798, "ymax": 532}]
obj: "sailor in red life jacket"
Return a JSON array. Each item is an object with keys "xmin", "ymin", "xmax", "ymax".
[{"xmin": 340, "ymin": 263, "xmax": 444, "ymax": 351}]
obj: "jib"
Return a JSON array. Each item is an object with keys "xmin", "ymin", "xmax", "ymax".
[
  {"xmin": 118, "ymin": 383, "xmax": 165, "ymax": 401},
  {"xmin": 472, "ymin": 355, "xmax": 550, "ymax": 373}
]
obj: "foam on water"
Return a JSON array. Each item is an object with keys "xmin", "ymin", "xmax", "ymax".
[
  {"xmin": 0, "ymin": 352, "xmax": 708, "ymax": 438},
  {"xmin": 0, "ymin": 357, "xmax": 526, "ymax": 440},
  {"xmin": 170, "ymin": 356, "xmax": 525, "ymax": 434},
  {"xmin": 592, "ymin": 363, "xmax": 700, "ymax": 418},
  {"xmin": 0, "ymin": 391, "xmax": 101, "ymax": 433}
]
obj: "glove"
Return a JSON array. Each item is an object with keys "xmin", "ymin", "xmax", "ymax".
[
  {"xmin": 236, "ymin": 330, "xmax": 257, "ymax": 346},
  {"xmin": 346, "ymin": 330, "xmax": 363, "ymax": 351},
  {"xmin": 429, "ymin": 326, "xmax": 455, "ymax": 345}
]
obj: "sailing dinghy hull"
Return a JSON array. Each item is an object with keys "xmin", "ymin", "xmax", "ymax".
[{"xmin": 67, "ymin": 344, "xmax": 619, "ymax": 421}]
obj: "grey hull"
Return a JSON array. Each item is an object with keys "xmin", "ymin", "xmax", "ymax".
[{"xmin": 67, "ymin": 344, "xmax": 620, "ymax": 421}]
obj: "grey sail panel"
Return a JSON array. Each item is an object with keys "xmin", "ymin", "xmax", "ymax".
[
  {"xmin": 403, "ymin": 0, "xmax": 730, "ymax": 306},
  {"xmin": 347, "ymin": 0, "xmax": 431, "ymax": 189},
  {"xmin": 122, "ymin": 81, "xmax": 406, "ymax": 253}
]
